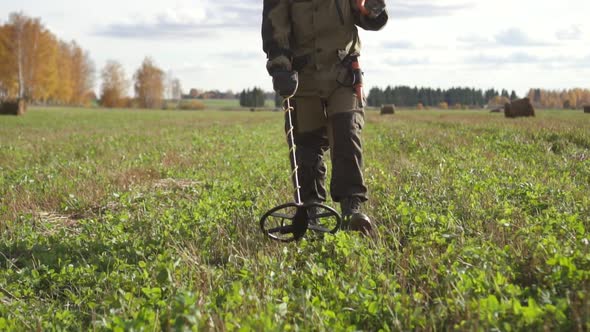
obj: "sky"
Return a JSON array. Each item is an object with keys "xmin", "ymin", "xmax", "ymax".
[{"xmin": 1, "ymin": 0, "xmax": 589, "ymax": 96}]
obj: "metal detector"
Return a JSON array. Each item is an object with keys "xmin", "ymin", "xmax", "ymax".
[{"xmin": 260, "ymin": 97, "xmax": 342, "ymax": 242}]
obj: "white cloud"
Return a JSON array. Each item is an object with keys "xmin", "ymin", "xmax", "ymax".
[
  {"xmin": 494, "ymin": 28, "xmax": 550, "ymax": 47},
  {"xmin": 382, "ymin": 40, "xmax": 415, "ymax": 49},
  {"xmin": 385, "ymin": 57, "xmax": 431, "ymax": 66},
  {"xmin": 388, "ymin": 0, "xmax": 474, "ymax": 18},
  {"xmin": 459, "ymin": 28, "xmax": 554, "ymax": 48},
  {"xmin": 94, "ymin": 2, "xmax": 258, "ymax": 39},
  {"xmin": 556, "ymin": 25, "xmax": 583, "ymax": 41},
  {"xmin": 466, "ymin": 52, "xmax": 540, "ymax": 66}
]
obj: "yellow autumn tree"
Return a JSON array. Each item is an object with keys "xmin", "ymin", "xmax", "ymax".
[
  {"xmin": 0, "ymin": 12, "xmax": 95, "ymax": 104},
  {"xmin": 4, "ymin": 13, "xmax": 54, "ymax": 100},
  {"xmin": 32, "ymin": 27, "xmax": 59, "ymax": 101},
  {"xmin": 134, "ymin": 57, "xmax": 164, "ymax": 109},
  {"xmin": 0, "ymin": 13, "xmax": 35, "ymax": 99},
  {"xmin": 0, "ymin": 24, "xmax": 15, "ymax": 99},
  {"xmin": 527, "ymin": 88, "xmax": 590, "ymax": 109},
  {"xmin": 68, "ymin": 41, "xmax": 95, "ymax": 105},
  {"xmin": 489, "ymin": 95, "xmax": 511, "ymax": 106},
  {"xmin": 100, "ymin": 60, "xmax": 129, "ymax": 108},
  {"xmin": 53, "ymin": 41, "xmax": 73, "ymax": 104}
]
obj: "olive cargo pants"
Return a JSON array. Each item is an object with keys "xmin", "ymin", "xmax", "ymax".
[{"xmin": 286, "ymin": 87, "xmax": 368, "ymax": 204}]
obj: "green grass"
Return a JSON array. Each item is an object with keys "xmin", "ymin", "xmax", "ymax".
[{"xmin": 1, "ymin": 107, "xmax": 589, "ymax": 330}]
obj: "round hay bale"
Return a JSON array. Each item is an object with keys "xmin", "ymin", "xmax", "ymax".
[
  {"xmin": 584, "ymin": 106, "xmax": 590, "ymax": 114},
  {"xmin": 504, "ymin": 102, "xmax": 513, "ymax": 118},
  {"xmin": 505, "ymin": 98, "xmax": 535, "ymax": 118},
  {"xmin": 490, "ymin": 108, "xmax": 503, "ymax": 113},
  {"xmin": 0, "ymin": 100, "xmax": 19, "ymax": 116},
  {"xmin": 380, "ymin": 104, "xmax": 395, "ymax": 115}
]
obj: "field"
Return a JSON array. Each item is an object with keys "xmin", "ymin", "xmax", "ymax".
[{"xmin": 1, "ymin": 107, "xmax": 589, "ymax": 330}]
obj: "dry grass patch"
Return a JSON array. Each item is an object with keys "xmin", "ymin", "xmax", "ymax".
[
  {"xmin": 153, "ymin": 178, "xmax": 202, "ymax": 190},
  {"xmin": 33, "ymin": 211, "xmax": 82, "ymax": 236},
  {"xmin": 115, "ymin": 167, "xmax": 161, "ymax": 190}
]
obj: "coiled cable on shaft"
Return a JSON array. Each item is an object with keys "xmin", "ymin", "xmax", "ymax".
[{"xmin": 284, "ymin": 97, "xmax": 302, "ymax": 205}]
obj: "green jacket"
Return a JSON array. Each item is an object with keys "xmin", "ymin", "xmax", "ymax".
[{"xmin": 262, "ymin": 0, "xmax": 388, "ymax": 96}]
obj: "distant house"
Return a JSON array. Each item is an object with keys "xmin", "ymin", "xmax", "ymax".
[{"xmin": 183, "ymin": 89, "xmax": 238, "ymax": 100}]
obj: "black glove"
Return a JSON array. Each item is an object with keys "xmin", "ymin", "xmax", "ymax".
[
  {"xmin": 365, "ymin": 0, "xmax": 386, "ymax": 18},
  {"xmin": 272, "ymin": 70, "xmax": 299, "ymax": 98}
]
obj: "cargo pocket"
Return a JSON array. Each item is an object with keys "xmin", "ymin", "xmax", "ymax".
[{"xmin": 352, "ymin": 111, "xmax": 365, "ymax": 132}]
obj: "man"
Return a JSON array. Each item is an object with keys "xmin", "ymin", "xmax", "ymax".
[{"xmin": 262, "ymin": 0, "xmax": 388, "ymax": 233}]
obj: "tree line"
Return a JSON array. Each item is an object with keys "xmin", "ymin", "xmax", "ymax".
[
  {"xmin": 239, "ymin": 88, "xmax": 266, "ymax": 108},
  {"xmin": 527, "ymin": 88, "xmax": 590, "ymax": 109},
  {"xmin": 366, "ymin": 86, "xmax": 590, "ymax": 109},
  {"xmin": 100, "ymin": 57, "xmax": 182, "ymax": 109},
  {"xmin": 366, "ymin": 86, "xmax": 522, "ymax": 108},
  {"xmin": 0, "ymin": 12, "xmax": 183, "ymax": 109}
]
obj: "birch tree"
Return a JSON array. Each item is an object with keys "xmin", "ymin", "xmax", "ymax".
[
  {"xmin": 100, "ymin": 60, "xmax": 128, "ymax": 108},
  {"xmin": 0, "ymin": 12, "xmax": 95, "ymax": 104},
  {"xmin": 134, "ymin": 57, "xmax": 164, "ymax": 109}
]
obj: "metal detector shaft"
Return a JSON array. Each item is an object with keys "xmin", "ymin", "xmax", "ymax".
[{"xmin": 284, "ymin": 97, "xmax": 302, "ymax": 205}]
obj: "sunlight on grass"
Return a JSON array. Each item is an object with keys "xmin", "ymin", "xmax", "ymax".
[{"xmin": 0, "ymin": 107, "xmax": 589, "ymax": 330}]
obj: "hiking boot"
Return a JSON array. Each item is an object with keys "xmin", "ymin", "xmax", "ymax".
[{"xmin": 340, "ymin": 197, "xmax": 373, "ymax": 235}]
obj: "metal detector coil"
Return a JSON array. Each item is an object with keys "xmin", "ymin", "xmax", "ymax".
[
  {"xmin": 261, "ymin": 202, "xmax": 342, "ymax": 242},
  {"xmin": 260, "ymin": 96, "xmax": 342, "ymax": 242}
]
